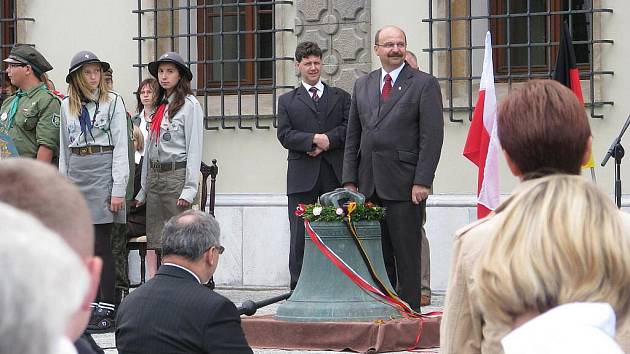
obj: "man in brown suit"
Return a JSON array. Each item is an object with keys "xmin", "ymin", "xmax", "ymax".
[
  {"xmin": 440, "ymin": 79, "xmax": 630, "ymax": 353},
  {"xmin": 343, "ymin": 26, "xmax": 444, "ymax": 311}
]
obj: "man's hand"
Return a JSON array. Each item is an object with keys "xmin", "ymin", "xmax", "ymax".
[
  {"xmin": 313, "ymin": 134, "xmax": 330, "ymax": 151},
  {"xmin": 177, "ymin": 199, "xmax": 191, "ymax": 208},
  {"xmin": 307, "ymin": 147, "xmax": 324, "ymax": 157},
  {"xmin": 344, "ymin": 183, "xmax": 358, "ymax": 193},
  {"xmin": 411, "ymin": 185, "xmax": 430, "ymax": 205},
  {"xmin": 110, "ymin": 196, "xmax": 125, "ymax": 212},
  {"xmin": 132, "ymin": 200, "xmax": 144, "ymax": 208}
]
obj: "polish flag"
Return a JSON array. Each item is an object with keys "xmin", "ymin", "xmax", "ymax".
[{"xmin": 463, "ymin": 31, "xmax": 500, "ymax": 219}]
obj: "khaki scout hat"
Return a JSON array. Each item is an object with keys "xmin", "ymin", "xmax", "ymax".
[
  {"xmin": 3, "ymin": 44, "xmax": 53, "ymax": 76},
  {"xmin": 148, "ymin": 52, "xmax": 193, "ymax": 81},
  {"xmin": 66, "ymin": 50, "xmax": 110, "ymax": 83}
]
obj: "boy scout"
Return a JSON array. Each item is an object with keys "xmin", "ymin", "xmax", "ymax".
[{"xmin": 0, "ymin": 44, "xmax": 60, "ymax": 163}]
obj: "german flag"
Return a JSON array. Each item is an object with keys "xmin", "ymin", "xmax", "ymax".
[{"xmin": 553, "ymin": 21, "xmax": 593, "ymax": 168}]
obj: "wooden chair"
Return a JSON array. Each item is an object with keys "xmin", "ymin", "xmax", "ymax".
[{"xmin": 127, "ymin": 159, "xmax": 219, "ymax": 288}]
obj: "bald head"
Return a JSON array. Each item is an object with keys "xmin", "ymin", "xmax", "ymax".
[
  {"xmin": 374, "ymin": 25, "xmax": 407, "ymax": 45},
  {"xmin": 0, "ymin": 159, "xmax": 94, "ymax": 257}
]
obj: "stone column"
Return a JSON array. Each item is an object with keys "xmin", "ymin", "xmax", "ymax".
[{"xmin": 294, "ymin": 0, "xmax": 371, "ymax": 93}]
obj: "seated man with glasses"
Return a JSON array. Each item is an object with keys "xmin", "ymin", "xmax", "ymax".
[{"xmin": 115, "ymin": 210, "xmax": 253, "ymax": 354}]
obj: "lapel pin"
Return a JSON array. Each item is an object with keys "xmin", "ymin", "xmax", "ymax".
[{"xmin": 398, "ymin": 86, "xmax": 401, "ymax": 91}]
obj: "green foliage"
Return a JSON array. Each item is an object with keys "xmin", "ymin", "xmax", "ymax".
[{"xmin": 297, "ymin": 202, "xmax": 385, "ymax": 222}]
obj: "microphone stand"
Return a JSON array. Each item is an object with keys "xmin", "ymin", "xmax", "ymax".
[{"xmin": 601, "ymin": 113, "xmax": 630, "ymax": 209}]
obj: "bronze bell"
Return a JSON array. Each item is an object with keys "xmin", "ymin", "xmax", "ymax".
[{"xmin": 276, "ymin": 189, "xmax": 401, "ymax": 322}]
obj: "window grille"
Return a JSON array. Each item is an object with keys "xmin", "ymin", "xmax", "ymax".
[
  {"xmin": 423, "ymin": 0, "xmax": 613, "ymax": 122},
  {"xmin": 0, "ymin": 1, "xmax": 33, "ymax": 94},
  {"xmin": 133, "ymin": 0, "xmax": 293, "ymax": 130}
]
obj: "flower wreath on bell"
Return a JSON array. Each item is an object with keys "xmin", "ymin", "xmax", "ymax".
[{"xmin": 294, "ymin": 201, "xmax": 385, "ymax": 222}]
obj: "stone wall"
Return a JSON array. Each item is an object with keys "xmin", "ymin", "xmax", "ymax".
[{"xmin": 294, "ymin": 0, "xmax": 372, "ymax": 93}]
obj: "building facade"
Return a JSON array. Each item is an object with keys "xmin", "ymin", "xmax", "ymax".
[{"xmin": 5, "ymin": 0, "xmax": 629, "ymax": 290}]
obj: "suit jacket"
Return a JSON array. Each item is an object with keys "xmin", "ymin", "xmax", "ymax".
[
  {"xmin": 277, "ymin": 83, "xmax": 351, "ymax": 195},
  {"xmin": 115, "ymin": 265, "xmax": 252, "ymax": 354},
  {"xmin": 440, "ymin": 204, "xmax": 630, "ymax": 354},
  {"xmin": 342, "ymin": 64, "xmax": 443, "ymax": 200}
]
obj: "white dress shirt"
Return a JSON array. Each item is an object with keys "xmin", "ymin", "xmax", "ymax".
[
  {"xmin": 301, "ymin": 80, "xmax": 325, "ymax": 98},
  {"xmin": 163, "ymin": 263, "xmax": 202, "ymax": 284},
  {"xmin": 380, "ymin": 62, "xmax": 405, "ymax": 93}
]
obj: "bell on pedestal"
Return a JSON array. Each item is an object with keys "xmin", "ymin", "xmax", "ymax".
[{"xmin": 276, "ymin": 189, "xmax": 401, "ymax": 322}]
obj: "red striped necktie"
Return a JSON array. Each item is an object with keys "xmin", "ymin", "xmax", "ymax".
[{"xmin": 309, "ymin": 86, "xmax": 320, "ymax": 102}]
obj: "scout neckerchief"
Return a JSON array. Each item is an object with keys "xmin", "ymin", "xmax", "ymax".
[
  {"xmin": 78, "ymin": 99, "xmax": 99, "ymax": 144},
  {"xmin": 149, "ymin": 99, "xmax": 168, "ymax": 143},
  {"xmin": 5, "ymin": 83, "xmax": 46, "ymax": 130}
]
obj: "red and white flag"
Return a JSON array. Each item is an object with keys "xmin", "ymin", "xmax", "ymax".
[{"xmin": 463, "ymin": 31, "xmax": 500, "ymax": 219}]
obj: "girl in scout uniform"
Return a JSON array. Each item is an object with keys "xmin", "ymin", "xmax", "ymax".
[
  {"xmin": 130, "ymin": 77, "xmax": 159, "ymax": 277},
  {"xmin": 58, "ymin": 50, "xmax": 128, "ymax": 332},
  {"xmin": 135, "ymin": 52, "xmax": 203, "ymax": 252}
]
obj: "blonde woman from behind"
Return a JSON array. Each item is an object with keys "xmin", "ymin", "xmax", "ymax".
[{"xmin": 475, "ymin": 175, "xmax": 630, "ymax": 354}]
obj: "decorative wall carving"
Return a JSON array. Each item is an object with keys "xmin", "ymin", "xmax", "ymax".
[{"xmin": 295, "ymin": 0, "xmax": 371, "ymax": 93}]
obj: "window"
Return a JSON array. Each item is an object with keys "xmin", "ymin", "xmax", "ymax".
[
  {"xmin": 490, "ymin": 0, "xmax": 591, "ymax": 76},
  {"xmin": 1, "ymin": 1, "xmax": 16, "ymax": 89},
  {"xmin": 197, "ymin": 0, "xmax": 274, "ymax": 90},
  {"xmin": 134, "ymin": 0, "xmax": 294, "ymax": 130},
  {"xmin": 423, "ymin": 0, "xmax": 613, "ymax": 121}
]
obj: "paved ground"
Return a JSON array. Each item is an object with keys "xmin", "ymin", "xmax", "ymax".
[{"xmin": 93, "ymin": 287, "xmax": 444, "ymax": 353}]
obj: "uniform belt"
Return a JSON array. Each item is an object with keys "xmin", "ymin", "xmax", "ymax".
[
  {"xmin": 70, "ymin": 146, "xmax": 114, "ymax": 156},
  {"xmin": 150, "ymin": 160, "xmax": 187, "ymax": 172}
]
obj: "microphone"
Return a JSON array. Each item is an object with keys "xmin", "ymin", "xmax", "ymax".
[{"xmin": 237, "ymin": 291, "xmax": 292, "ymax": 316}]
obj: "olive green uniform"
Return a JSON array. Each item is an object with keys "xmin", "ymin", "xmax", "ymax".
[{"xmin": 0, "ymin": 83, "xmax": 61, "ymax": 160}]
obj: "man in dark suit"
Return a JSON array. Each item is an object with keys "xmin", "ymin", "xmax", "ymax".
[
  {"xmin": 405, "ymin": 49, "xmax": 432, "ymax": 307},
  {"xmin": 277, "ymin": 41, "xmax": 351, "ymax": 289},
  {"xmin": 116, "ymin": 210, "xmax": 252, "ymax": 354},
  {"xmin": 342, "ymin": 26, "xmax": 444, "ymax": 311}
]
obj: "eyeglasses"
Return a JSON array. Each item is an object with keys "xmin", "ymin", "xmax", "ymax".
[
  {"xmin": 7, "ymin": 63, "xmax": 26, "ymax": 69},
  {"xmin": 205, "ymin": 245, "xmax": 225, "ymax": 255},
  {"xmin": 375, "ymin": 42, "xmax": 406, "ymax": 49}
]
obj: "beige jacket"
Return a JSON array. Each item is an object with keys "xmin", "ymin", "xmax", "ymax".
[{"xmin": 440, "ymin": 207, "xmax": 630, "ymax": 354}]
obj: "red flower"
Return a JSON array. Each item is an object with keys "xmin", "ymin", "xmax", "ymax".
[
  {"xmin": 294, "ymin": 203, "xmax": 306, "ymax": 217},
  {"xmin": 365, "ymin": 201, "xmax": 376, "ymax": 209}
]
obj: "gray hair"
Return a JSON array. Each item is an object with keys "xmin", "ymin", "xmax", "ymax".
[
  {"xmin": 161, "ymin": 210, "xmax": 221, "ymax": 261},
  {"xmin": 0, "ymin": 202, "xmax": 88, "ymax": 354}
]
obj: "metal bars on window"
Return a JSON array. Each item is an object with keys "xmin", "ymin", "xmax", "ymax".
[
  {"xmin": 133, "ymin": 0, "xmax": 293, "ymax": 130},
  {"xmin": 422, "ymin": 0, "xmax": 613, "ymax": 122},
  {"xmin": 0, "ymin": 1, "xmax": 34, "ymax": 93}
]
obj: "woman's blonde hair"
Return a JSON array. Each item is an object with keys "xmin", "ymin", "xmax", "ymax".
[
  {"xmin": 67, "ymin": 64, "xmax": 109, "ymax": 117},
  {"xmin": 475, "ymin": 175, "xmax": 630, "ymax": 327},
  {"xmin": 132, "ymin": 125, "xmax": 144, "ymax": 153}
]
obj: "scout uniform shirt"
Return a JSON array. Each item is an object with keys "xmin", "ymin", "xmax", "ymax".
[
  {"xmin": 136, "ymin": 94, "xmax": 204, "ymax": 204},
  {"xmin": 0, "ymin": 83, "xmax": 61, "ymax": 159},
  {"xmin": 58, "ymin": 91, "xmax": 129, "ymax": 198}
]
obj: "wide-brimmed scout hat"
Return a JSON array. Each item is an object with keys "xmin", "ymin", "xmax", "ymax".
[
  {"xmin": 3, "ymin": 44, "xmax": 53, "ymax": 76},
  {"xmin": 148, "ymin": 52, "xmax": 193, "ymax": 81},
  {"xmin": 66, "ymin": 50, "xmax": 110, "ymax": 83}
]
